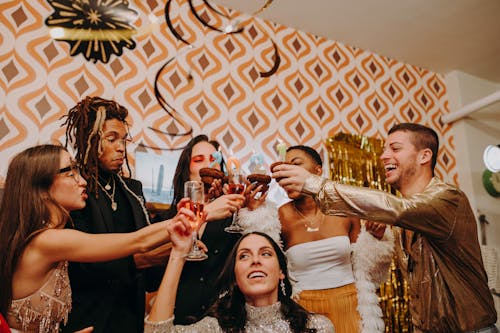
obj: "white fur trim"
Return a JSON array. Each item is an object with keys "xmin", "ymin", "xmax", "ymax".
[
  {"xmin": 237, "ymin": 201, "xmax": 282, "ymax": 246},
  {"xmin": 352, "ymin": 227, "xmax": 395, "ymax": 333}
]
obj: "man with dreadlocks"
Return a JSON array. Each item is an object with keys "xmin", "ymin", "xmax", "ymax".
[{"xmin": 61, "ymin": 96, "xmax": 170, "ymax": 333}]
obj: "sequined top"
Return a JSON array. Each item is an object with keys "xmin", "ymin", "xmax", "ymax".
[
  {"xmin": 304, "ymin": 175, "xmax": 497, "ymax": 332},
  {"xmin": 8, "ymin": 261, "xmax": 72, "ymax": 333},
  {"xmin": 145, "ymin": 302, "xmax": 334, "ymax": 333}
]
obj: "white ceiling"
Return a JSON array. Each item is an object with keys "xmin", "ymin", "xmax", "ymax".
[{"xmin": 214, "ymin": 0, "xmax": 500, "ymax": 84}]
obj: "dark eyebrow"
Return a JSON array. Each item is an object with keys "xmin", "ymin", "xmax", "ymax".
[
  {"xmin": 289, "ymin": 157, "xmax": 304, "ymax": 163},
  {"xmin": 237, "ymin": 246, "xmax": 274, "ymax": 254},
  {"xmin": 58, "ymin": 166, "xmax": 72, "ymax": 173},
  {"xmin": 103, "ymin": 131, "xmax": 128, "ymax": 138},
  {"xmin": 58, "ymin": 160, "xmax": 78, "ymax": 173}
]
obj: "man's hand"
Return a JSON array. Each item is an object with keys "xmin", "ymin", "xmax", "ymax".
[
  {"xmin": 135, "ymin": 201, "xmax": 195, "ymax": 269},
  {"xmin": 272, "ymin": 164, "xmax": 312, "ymax": 193},
  {"xmin": 133, "ymin": 242, "xmax": 173, "ymax": 269},
  {"xmin": 365, "ymin": 220, "xmax": 386, "ymax": 240}
]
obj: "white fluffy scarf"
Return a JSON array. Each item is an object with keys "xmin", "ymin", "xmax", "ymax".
[
  {"xmin": 237, "ymin": 201, "xmax": 282, "ymax": 247},
  {"xmin": 352, "ymin": 226, "xmax": 395, "ymax": 333}
]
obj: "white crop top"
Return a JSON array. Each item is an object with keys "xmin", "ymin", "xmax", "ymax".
[{"xmin": 286, "ymin": 236, "xmax": 354, "ymax": 291}]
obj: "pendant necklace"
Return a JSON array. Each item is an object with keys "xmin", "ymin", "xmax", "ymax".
[
  {"xmin": 98, "ymin": 176, "xmax": 117, "ymax": 211},
  {"xmin": 292, "ymin": 201, "xmax": 323, "ymax": 232}
]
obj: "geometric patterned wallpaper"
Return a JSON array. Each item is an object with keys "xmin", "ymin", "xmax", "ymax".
[{"xmin": 0, "ymin": 0, "xmax": 457, "ymax": 185}]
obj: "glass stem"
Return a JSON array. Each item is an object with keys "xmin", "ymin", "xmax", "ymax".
[
  {"xmin": 191, "ymin": 231, "xmax": 199, "ymax": 252},
  {"xmin": 232, "ymin": 211, "xmax": 239, "ymax": 226}
]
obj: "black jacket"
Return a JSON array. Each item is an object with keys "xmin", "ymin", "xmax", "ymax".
[{"xmin": 62, "ymin": 177, "xmax": 157, "ymax": 333}]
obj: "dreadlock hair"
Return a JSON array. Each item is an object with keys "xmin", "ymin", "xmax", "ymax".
[{"xmin": 62, "ymin": 96, "xmax": 131, "ymax": 194}]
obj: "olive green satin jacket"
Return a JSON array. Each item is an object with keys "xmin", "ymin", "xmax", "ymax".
[{"xmin": 304, "ymin": 176, "xmax": 497, "ymax": 333}]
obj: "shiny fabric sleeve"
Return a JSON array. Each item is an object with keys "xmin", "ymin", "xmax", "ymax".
[
  {"xmin": 304, "ymin": 175, "xmax": 460, "ymax": 239},
  {"xmin": 144, "ymin": 316, "xmax": 222, "ymax": 333},
  {"xmin": 309, "ymin": 314, "xmax": 336, "ymax": 332}
]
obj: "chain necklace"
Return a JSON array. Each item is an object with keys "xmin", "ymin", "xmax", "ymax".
[
  {"xmin": 292, "ymin": 201, "xmax": 323, "ymax": 232},
  {"xmin": 97, "ymin": 176, "xmax": 117, "ymax": 211}
]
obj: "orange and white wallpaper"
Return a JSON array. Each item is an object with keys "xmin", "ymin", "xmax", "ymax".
[{"xmin": 0, "ymin": 0, "xmax": 457, "ymax": 184}]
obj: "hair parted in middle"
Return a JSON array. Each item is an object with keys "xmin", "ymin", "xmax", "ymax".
[{"xmin": 208, "ymin": 231, "xmax": 316, "ymax": 333}]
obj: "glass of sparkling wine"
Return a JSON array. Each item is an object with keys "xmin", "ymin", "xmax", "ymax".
[
  {"xmin": 184, "ymin": 180, "xmax": 208, "ymax": 261},
  {"xmin": 224, "ymin": 173, "xmax": 246, "ymax": 233}
]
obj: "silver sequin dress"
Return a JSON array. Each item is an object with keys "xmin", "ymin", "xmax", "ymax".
[{"xmin": 145, "ymin": 302, "xmax": 334, "ymax": 333}]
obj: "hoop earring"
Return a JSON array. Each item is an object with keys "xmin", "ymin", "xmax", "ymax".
[{"xmin": 280, "ymin": 279, "xmax": 286, "ymax": 296}]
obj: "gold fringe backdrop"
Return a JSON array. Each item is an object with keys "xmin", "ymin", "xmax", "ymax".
[{"xmin": 326, "ymin": 133, "xmax": 413, "ymax": 333}]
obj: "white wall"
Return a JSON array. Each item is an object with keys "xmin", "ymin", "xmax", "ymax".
[{"xmin": 445, "ymin": 70, "xmax": 500, "ymax": 322}]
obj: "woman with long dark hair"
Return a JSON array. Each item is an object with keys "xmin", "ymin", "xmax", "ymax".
[
  {"xmin": 146, "ymin": 230, "xmax": 334, "ymax": 332},
  {"xmin": 0, "ymin": 145, "xmax": 190, "ymax": 333},
  {"xmin": 155, "ymin": 134, "xmax": 246, "ymax": 324}
]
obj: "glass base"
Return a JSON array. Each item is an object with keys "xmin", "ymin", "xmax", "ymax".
[
  {"xmin": 185, "ymin": 250, "xmax": 208, "ymax": 261},
  {"xmin": 224, "ymin": 225, "xmax": 244, "ymax": 233}
]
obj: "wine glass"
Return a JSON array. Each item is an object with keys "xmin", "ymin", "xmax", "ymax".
[
  {"xmin": 184, "ymin": 180, "xmax": 208, "ymax": 261},
  {"xmin": 224, "ymin": 172, "xmax": 246, "ymax": 233}
]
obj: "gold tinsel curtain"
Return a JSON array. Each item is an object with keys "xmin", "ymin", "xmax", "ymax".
[{"xmin": 326, "ymin": 133, "xmax": 413, "ymax": 333}]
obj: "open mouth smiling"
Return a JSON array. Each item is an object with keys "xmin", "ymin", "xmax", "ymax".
[{"xmin": 248, "ymin": 271, "xmax": 267, "ymax": 279}]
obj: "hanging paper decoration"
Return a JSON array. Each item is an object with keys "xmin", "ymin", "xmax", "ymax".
[
  {"xmin": 149, "ymin": 0, "xmax": 279, "ymax": 150},
  {"xmin": 45, "ymin": 0, "xmax": 138, "ymax": 63}
]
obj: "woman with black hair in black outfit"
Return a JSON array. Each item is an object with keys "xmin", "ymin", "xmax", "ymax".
[{"xmin": 155, "ymin": 134, "xmax": 245, "ymax": 324}]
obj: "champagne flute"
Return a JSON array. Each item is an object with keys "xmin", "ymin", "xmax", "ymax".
[
  {"xmin": 224, "ymin": 172, "xmax": 246, "ymax": 233},
  {"xmin": 184, "ymin": 180, "xmax": 208, "ymax": 261}
]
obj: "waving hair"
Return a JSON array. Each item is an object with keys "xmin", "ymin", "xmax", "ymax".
[
  {"xmin": 0, "ymin": 144, "xmax": 70, "ymax": 315},
  {"xmin": 207, "ymin": 232, "xmax": 316, "ymax": 333}
]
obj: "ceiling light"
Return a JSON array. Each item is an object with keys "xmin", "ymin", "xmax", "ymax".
[{"xmin": 483, "ymin": 145, "xmax": 500, "ymax": 173}]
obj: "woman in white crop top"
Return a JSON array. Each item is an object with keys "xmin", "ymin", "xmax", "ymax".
[
  {"xmin": 240, "ymin": 145, "xmax": 394, "ymax": 333},
  {"xmin": 0, "ymin": 145, "xmax": 193, "ymax": 333}
]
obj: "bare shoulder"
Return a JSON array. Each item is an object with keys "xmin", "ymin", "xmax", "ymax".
[{"xmin": 278, "ymin": 202, "xmax": 295, "ymax": 224}]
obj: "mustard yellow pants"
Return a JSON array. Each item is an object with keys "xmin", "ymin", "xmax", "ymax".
[{"xmin": 298, "ymin": 283, "xmax": 360, "ymax": 333}]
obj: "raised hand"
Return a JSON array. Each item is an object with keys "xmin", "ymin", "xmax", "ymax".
[
  {"xmin": 207, "ymin": 178, "xmax": 224, "ymax": 200},
  {"xmin": 271, "ymin": 163, "xmax": 312, "ymax": 193},
  {"xmin": 244, "ymin": 181, "xmax": 267, "ymax": 211},
  {"xmin": 205, "ymin": 194, "xmax": 244, "ymax": 221},
  {"xmin": 168, "ymin": 205, "xmax": 195, "ymax": 256}
]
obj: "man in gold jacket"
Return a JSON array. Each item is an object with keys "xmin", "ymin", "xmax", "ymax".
[{"xmin": 272, "ymin": 123, "xmax": 497, "ymax": 333}]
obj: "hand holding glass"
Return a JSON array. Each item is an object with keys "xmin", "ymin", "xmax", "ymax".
[
  {"xmin": 184, "ymin": 181, "xmax": 208, "ymax": 261},
  {"xmin": 224, "ymin": 173, "xmax": 246, "ymax": 233}
]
